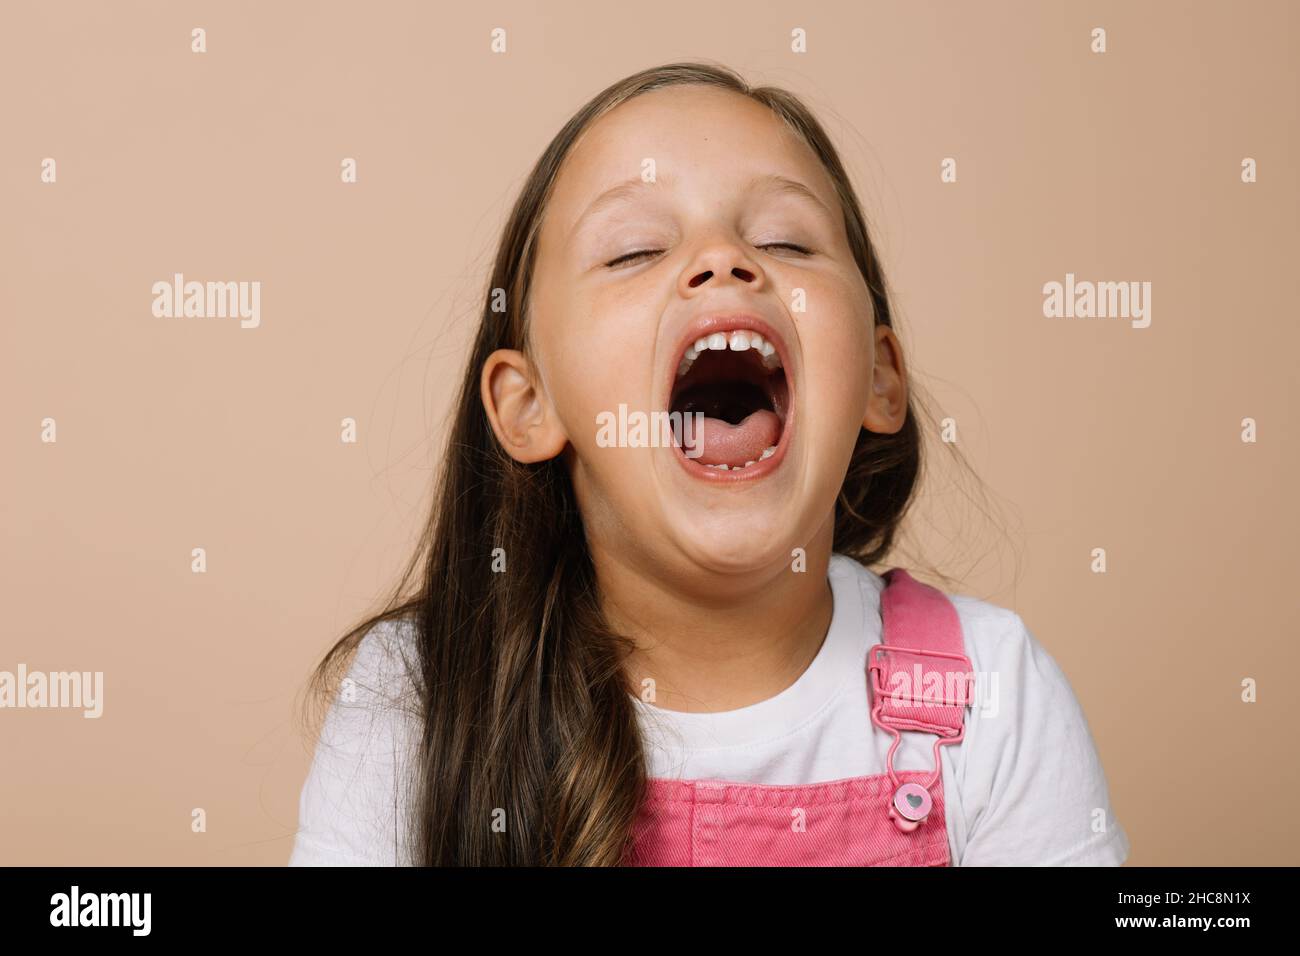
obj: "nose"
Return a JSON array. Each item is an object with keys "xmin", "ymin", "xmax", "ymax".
[{"xmin": 679, "ymin": 235, "xmax": 766, "ymax": 295}]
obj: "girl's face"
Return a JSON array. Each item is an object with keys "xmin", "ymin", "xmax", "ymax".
[{"xmin": 485, "ymin": 84, "xmax": 906, "ymax": 579}]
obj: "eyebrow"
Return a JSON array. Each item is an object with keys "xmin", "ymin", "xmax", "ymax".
[
  {"xmin": 568, "ymin": 171, "xmax": 833, "ymax": 240},
  {"xmin": 748, "ymin": 173, "xmax": 834, "ymax": 216}
]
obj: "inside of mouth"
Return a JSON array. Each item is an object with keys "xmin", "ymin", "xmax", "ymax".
[{"xmin": 669, "ymin": 348, "xmax": 788, "ymax": 469}]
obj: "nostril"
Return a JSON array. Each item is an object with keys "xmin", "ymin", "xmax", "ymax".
[{"xmin": 689, "ymin": 266, "xmax": 754, "ymax": 288}]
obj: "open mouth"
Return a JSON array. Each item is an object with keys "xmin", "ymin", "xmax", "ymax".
[{"xmin": 669, "ymin": 329, "xmax": 790, "ymax": 473}]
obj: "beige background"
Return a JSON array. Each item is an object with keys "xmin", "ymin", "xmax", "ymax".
[{"xmin": 2, "ymin": 0, "xmax": 1296, "ymax": 865}]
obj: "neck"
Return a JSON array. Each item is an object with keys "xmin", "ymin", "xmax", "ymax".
[{"xmin": 594, "ymin": 515, "xmax": 836, "ymax": 714}]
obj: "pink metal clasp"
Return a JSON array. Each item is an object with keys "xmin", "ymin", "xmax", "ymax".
[{"xmin": 868, "ymin": 644, "xmax": 975, "ymax": 831}]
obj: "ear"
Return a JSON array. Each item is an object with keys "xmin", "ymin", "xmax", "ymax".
[
  {"xmin": 480, "ymin": 348, "xmax": 568, "ymax": 462},
  {"xmin": 863, "ymin": 324, "xmax": 908, "ymax": 434}
]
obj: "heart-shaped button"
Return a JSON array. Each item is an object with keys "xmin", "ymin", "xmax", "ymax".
[{"xmin": 892, "ymin": 783, "xmax": 932, "ymax": 823}]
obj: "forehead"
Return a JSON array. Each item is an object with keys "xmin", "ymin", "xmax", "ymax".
[{"xmin": 545, "ymin": 85, "xmax": 839, "ymax": 239}]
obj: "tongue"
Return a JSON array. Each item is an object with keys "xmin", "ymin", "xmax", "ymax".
[{"xmin": 688, "ymin": 409, "xmax": 781, "ymax": 467}]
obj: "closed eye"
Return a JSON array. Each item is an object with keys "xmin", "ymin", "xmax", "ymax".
[{"xmin": 604, "ymin": 242, "xmax": 813, "ymax": 269}]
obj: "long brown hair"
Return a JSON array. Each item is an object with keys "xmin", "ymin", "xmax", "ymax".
[{"xmin": 303, "ymin": 60, "xmax": 981, "ymax": 866}]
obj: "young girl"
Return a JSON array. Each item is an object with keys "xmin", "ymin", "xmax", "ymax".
[{"xmin": 289, "ymin": 61, "xmax": 1129, "ymax": 867}]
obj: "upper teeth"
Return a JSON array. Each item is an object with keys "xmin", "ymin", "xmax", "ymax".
[{"xmin": 676, "ymin": 329, "xmax": 781, "ymax": 378}]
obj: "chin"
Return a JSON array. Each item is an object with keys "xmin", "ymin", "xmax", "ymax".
[{"xmin": 670, "ymin": 521, "xmax": 794, "ymax": 579}]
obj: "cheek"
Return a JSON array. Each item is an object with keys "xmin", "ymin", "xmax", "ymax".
[
  {"xmin": 798, "ymin": 291, "xmax": 874, "ymax": 421},
  {"xmin": 550, "ymin": 328, "xmax": 658, "ymax": 534},
  {"xmin": 562, "ymin": 362, "xmax": 622, "ymax": 444},
  {"xmin": 543, "ymin": 315, "xmax": 654, "ymax": 455}
]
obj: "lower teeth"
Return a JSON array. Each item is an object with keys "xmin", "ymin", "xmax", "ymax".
[{"xmin": 703, "ymin": 445, "xmax": 778, "ymax": 470}]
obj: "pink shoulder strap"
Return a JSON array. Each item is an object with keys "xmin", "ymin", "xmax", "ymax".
[
  {"xmin": 868, "ymin": 568, "xmax": 976, "ymax": 830},
  {"xmin": 873, "ymin": 567, "xmax": 971, "ymax": 737}
]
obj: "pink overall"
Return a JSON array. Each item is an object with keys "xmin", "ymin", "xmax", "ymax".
[{"xmin": 626, "ymin": 568, "xmax": 975, "ymax": 867}]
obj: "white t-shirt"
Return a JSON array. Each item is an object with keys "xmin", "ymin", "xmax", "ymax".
[{"xmin": 289, "ymin": 553, "xmax": 1131, "ymax": 866}]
